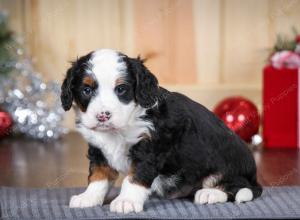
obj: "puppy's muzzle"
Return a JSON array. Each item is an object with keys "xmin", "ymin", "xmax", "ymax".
[{"xmin": 96, "ymin": 111, "xmax": 111, "ymax": 122}]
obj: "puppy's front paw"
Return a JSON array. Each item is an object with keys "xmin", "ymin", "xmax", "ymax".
[
  {"xmin": 194, "ymin": 188, "xmax": 228, "ymax": 204},
  {"xmin": 109, "ymin": 176, "xmax": 150, "ymax": 213},
  {"xmin": 69, "ymin": 181, "xmax": 108, "ymax": 208},
  {"xmin": 69, "ymin": 191, "xmax": 104, "ymax": 208},
  {"xmin": 110, "ymin": 196, "xmax": 143, "ymax": 213}
]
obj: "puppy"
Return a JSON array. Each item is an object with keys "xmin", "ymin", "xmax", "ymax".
[{"xmin": 61, "ymin": 49, "xmax": 262, "ymax": 213}]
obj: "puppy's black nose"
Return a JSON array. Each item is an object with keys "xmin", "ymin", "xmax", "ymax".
[{"xmin": 96, "ymin": 112, "xmax": 111, "ymax": 122}]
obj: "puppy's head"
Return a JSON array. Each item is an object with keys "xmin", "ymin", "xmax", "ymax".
[{"xmin": 61, "ymin": 49, "xmax": 159, "ymax": 131}]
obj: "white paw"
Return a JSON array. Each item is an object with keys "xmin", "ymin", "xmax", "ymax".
[
  {"xmin": 110, "ymin": 196, "xmax": 144, "ymax": 213},
  {"xmin": 194, "ymin": 188, "xmax": 228, "ymax": 204},
  {"xmin": 235, "ymin": 188, "xmax": 253, "ymax": 203},
  {"xmin": 109, "ymin": 176, "xmax": 150, "ymax": 213},
  {"xmin": 69, "ymin": 181, "xmax": 108, "ymax": 208},
  {"xmin": 69, "ymin": 191, "xmax": 104, "ymax": 208}
]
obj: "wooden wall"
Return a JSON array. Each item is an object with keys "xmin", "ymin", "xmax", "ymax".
[{"xmin": 1, "ymin": 0, "xmax": 300, "ymax": 129}]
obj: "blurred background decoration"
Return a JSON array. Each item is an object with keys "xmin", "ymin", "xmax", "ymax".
[
  {"xmin": 263, "ymin": 28, "xmax": 300, "ymax": 148},
  {"xmin": 213, "ymin": 96, "xmax": 260, "ymax": 144},
  {"xmin": 0, "ymin": 11, "xmax": 66, "ymax": 141},
  {"xmin": 0, "ymin": 0, "xmax": 300, "ymax": 132}
]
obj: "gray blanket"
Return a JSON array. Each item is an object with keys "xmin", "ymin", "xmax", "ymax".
[{"xmin": 1, "ymin": 186, "xmax": 300, "ymax": 219}]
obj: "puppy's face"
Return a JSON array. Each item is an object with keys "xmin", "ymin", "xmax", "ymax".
[{"xmin": 61, "ymin": 49, "xmax": 158, "ymax": 131}]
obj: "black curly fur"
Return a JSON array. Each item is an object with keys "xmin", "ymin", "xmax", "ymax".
[
  {"xmin": 128, "ymin": 89, "xmax": 262, "ymax": 199},
  {"xmin": 124, "ymin": 56, "xmax": 159, "ymax": 108},
  {"xmin": 61, "ymin": 67, "xmax": 74, "ymax": 111}
]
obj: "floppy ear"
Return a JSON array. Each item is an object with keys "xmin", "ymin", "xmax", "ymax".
[
  {"xmin": 126, "ymin": 57, "xmax": 159, "ymax": 108},
  {"xmin": 61, "ymin": 66, "xmax": 74, "ymax": 111}
]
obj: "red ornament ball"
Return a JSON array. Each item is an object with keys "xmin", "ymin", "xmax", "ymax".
[
  {"xmin": 296, "ymin": 35, "xmax": 300, "ymax": 43},
  {"xmin": 213, "ymin": 97, "xmax": 260, "ymax": 143},
  {"xmin": 0, "ymin": 110, "xmax": 13, "ymax": 138}
]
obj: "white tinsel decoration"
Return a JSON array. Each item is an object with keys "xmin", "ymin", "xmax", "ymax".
[{"xmin": 0, "ymin": 12, "xmax": 67, "ymax": 140}]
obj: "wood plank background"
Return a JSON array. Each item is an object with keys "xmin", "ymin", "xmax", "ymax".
[{"xmin": 1, "ymin": 0, "xmax": 300, "ymax": 129}]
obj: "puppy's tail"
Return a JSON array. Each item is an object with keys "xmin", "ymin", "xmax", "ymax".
[{"xmin": 250, "ymin": 183, "xmax": 263, "ymax": 199}]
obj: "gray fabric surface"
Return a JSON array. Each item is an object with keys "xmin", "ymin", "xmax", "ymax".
[{"xmin": 0, "ymin": 186, "xmax": 300, "ymax": 220}]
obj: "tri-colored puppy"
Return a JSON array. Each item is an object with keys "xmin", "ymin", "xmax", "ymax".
[{"xmin": 61, "ymin": 49, "xmax": 262, "ymax": 213}]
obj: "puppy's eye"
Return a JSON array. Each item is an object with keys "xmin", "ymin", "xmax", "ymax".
[
  {"xmin": 82, "ymin": 87, "xmax": 92, "ymax": 96},
  {"xmin": 115, "ymin": 85, "xmax": 127, "ymax": 96}
]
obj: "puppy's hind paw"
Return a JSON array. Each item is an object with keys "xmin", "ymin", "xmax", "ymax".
[
  {"xmin": 235, "ymin": 188, "xmax": 253, "ymax": 203},
  {"xmin": 194, "ymin": 188, "xmax": 228, "ymax": 204}
]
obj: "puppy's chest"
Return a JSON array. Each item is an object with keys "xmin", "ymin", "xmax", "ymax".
[
  {"xmin": 99, "ymin": 135, "xmax": 131, "ymax": 174},
  {"xmin": 78, "ymin": 120, "xmax": 153, "ymax": 174}
]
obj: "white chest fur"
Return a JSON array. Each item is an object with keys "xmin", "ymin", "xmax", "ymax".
[{"xmin": 77, "ymin": 108, "xmax": 153, "ymax": 174}]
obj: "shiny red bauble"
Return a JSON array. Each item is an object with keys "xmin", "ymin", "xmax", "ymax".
[
  {"xmin": 0, "ymin": 109, "xmax": 13, "ymax": 138},
  {"xmin": 296, "ymin": 35, "xmax": 300, "ymax": 43},
  {"xmin": 213, "ymin": 97, "xmax": 260, "ymax": 143}
]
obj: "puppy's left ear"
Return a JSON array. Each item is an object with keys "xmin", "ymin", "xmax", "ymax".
[
  {"xmin": 126, "ymin": 57, "xmax": 159, "ymax": 108},
  {"xmin": 61, "ymin": 66, "xmax": 74, "ymax": 111}
]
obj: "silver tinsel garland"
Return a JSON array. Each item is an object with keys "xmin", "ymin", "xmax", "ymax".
[
  {"xmin": 0, "ymin": 12, "xmax": 67, "ymax": 140},
  {"xmin": 0, "ymin": 56, "xmax": 67, "ymax": 140}
]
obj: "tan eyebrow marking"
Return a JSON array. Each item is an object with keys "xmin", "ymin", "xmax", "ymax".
[
  {"xmin": 83, "ymin": 75, "xmax": 95, "ymax": 87},
  {"xmin": 115, "ymin": 77, "xmax": 126, "ymax": 86}
]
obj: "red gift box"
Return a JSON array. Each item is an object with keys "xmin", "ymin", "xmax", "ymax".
[{"xmin": 263, "ymin": 65, "xmax": 299, "ymax": 148}]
